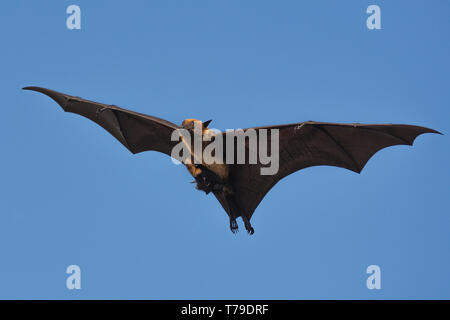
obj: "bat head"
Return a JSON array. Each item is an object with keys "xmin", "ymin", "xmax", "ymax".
[{"xmin": 181, "ymin": 119, "xmax": 212, "ymax": 131}]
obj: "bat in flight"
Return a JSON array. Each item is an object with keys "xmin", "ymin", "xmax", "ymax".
[{"xmin": 23, "ymin": 86, "xmax": 440, "ymax": 235}]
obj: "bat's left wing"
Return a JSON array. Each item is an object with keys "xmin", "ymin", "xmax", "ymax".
[
  {"xmin": 23, "ymin": 86, "xmax": 179, "ymax": 155},
  {"xmin": 221, "ymin": 122, "xmax": 440, "ymax": 220}
]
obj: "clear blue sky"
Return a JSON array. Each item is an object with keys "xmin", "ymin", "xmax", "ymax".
[{"xmin": 1, "ymin": 0, "xmax": 448, "ymax": 299}]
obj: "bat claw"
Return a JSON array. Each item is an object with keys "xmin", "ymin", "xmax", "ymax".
[
  {"xmin": 95, "ymin": 107, "xmax": 108, "ymax": 118},
  {"xmin": 242, "ymin": 216, "xmax": 254, "ymax": 235},
  {"xmin": 244, "ymin": 222, "xmax": 254, "ymax": 235},
  {"xmin": 230, "ymin": 219, "xmax": 238, "ymax": 234}
]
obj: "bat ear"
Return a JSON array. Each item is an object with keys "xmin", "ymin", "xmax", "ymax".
[{"xmin": 202, "ymin": 119, "xmax": 212, "ymax": 128}]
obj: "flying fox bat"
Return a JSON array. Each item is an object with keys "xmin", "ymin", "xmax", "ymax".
[{"xmin": 23, "ymin": 86, "xmax": 440, "ymax": 235}]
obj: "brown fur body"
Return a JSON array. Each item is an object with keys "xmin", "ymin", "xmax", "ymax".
[{"xmin": 181, "ymin": 119, "xmax": 229, "ymax": 181}]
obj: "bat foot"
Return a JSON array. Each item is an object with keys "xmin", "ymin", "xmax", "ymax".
[
  {"xmin": 244, "ymin": 222, "xmax": 254, "ymax": 235},
  {"xmin": 241, "ymin": 216, "xmax": 254, "ymax": 235},
  {"xmin": 230, "ymin": 219, "xmax": 239, "ymax": 234}
]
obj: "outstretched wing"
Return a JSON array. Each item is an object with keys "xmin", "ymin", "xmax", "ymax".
[
  {"xmin": 222, "ymin": 121, "xmax": 440, "ymax": 220},
  {"xmin": 23, "ymin": 86, "xmax": 179, "ymax": 155}
]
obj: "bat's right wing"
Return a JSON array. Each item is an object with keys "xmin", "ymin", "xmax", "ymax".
[
  {"xmin": 23, "ymin": 86, "xmax": 179, "ymax": 155},
  {"xmin": 222, "ymin": 121, "xmax": 440, "ymax": 220}
]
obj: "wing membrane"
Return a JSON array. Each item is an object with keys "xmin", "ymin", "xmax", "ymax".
[
  {"xmin": 23, "ymin": 86, "xmax": 179, "ymax": 155},
  {"xmin": 223, "ymin": 122, "xmax": 440, "ymax": 219}
]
